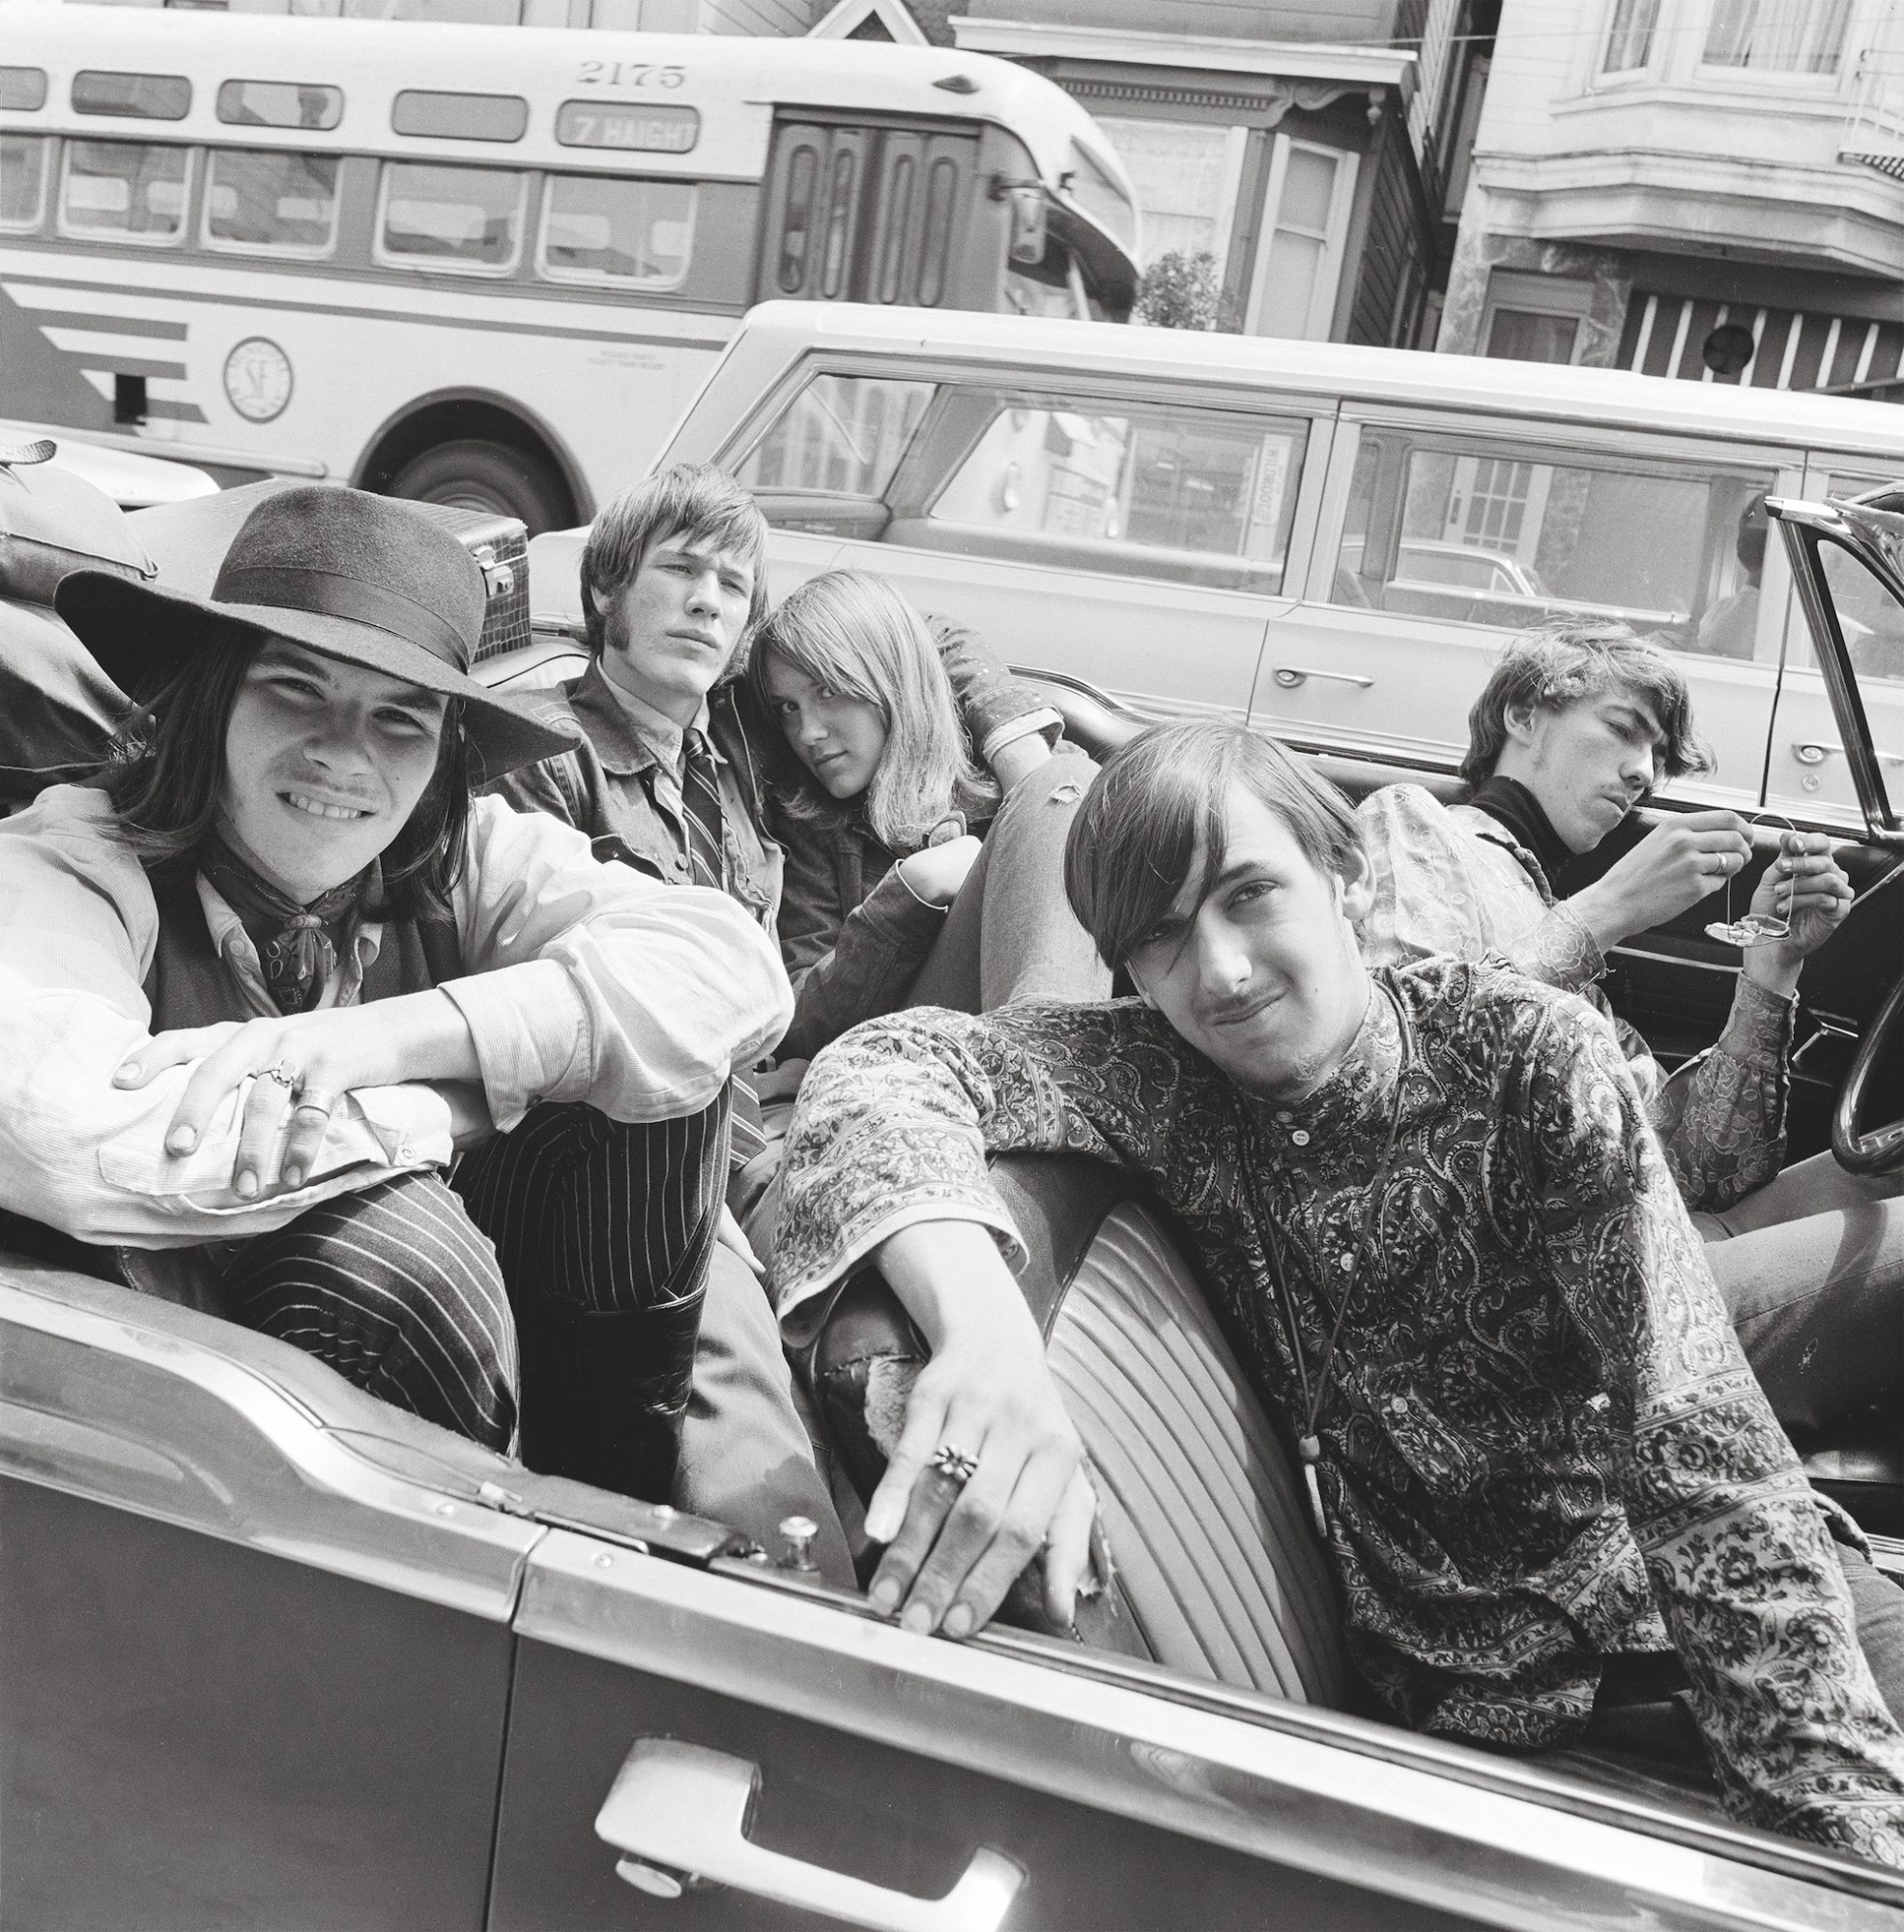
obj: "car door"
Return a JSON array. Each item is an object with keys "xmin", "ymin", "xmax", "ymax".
[
  {"xmin": 1757, "ymin": 461, "xmax": 1904, "ymax": 821},
  {"xmin": 732, "ymin": 363, "xmax": 1329, "ymax": 728},
  {"xmin": 1253, "ymin": 411, "xmax": 1803, "ymax": 806},
  {"xmin": 486, "ymin": 1524, "xmax": 1904, "ymax": 1932},
  {"xmin": 0, "ymin": 1263, "xmax": 537, "ymax": 1932}
]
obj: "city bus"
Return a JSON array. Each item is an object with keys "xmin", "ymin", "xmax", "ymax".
[{"xmin": 0, "ymin": 11, "xmax": 1140, "ymax": 529}]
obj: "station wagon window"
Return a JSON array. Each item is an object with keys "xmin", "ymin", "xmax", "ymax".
[
  {"xmin": 0, "ymin": 135, "xmax": 49, "ymax": 231},
  {"xmin": 204, "ymin": 149, "xmax": 340, "ymax": 255},
  {"xmin": 59, "ymin": 140, "xmax": 192, "ymax": 244},
  {"xmin": 0, "ymin": 67, "xmax": 49, "ymax": 112},
  {"xmin": 537, "ymin": 175, "xmax": 693, "ymax": 288},
  {"xmin": 1334, "ymin": 429, "xmax": 1776, "ymax": 655},
  {"xmin": 927, "ymin": 393, "xmax": 1309, "ymax": 593},
  {"xmin": 736, "ymin": 374, "xmax": 934, "ymax": 500},
  {"xmin": 376, "ymin": 161, "xmax": 525, "ymax": 273},
  {"xmin": 216, "ymin": 79, "xmax": 343, "ymax": 132}
]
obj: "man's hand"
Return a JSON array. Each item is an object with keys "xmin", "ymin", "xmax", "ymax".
[
  {"xmin": 1744, "ymin": 831, "xmax": 1855, "ymax": 995},
  {"xmin": 897, "ymin": 834, "xmax": 983, "ymax": 910},
  {"xmin": 1571, "ymin": 810, "xmax": 1752, "ymax": 952},
  {"xmin": 865, "ymin": 1221, "xmax": 1093, "ymax": 1638},
  {"xmin": 112, "ymin": 991, "xmax": 480, "ymax": 1197}
]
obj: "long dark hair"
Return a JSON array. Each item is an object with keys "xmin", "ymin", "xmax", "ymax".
[{"xmin": 99, "ymin": 631, "xmax": 473, "ymax": 918}]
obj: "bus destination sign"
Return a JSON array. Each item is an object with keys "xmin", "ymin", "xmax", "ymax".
[{"xmin": 556, "ymin": 101, "xmax": 700, "ymax": 155}]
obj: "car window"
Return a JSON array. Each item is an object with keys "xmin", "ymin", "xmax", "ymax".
[
  {"xmin": 1336, "ymin": 429, "xmax": 1776, "ymax": 655},
  {"xmin": 734, "ymin": 373, "xmax": 935, "ymax": 499},
  {"xmin": 203, "ymin": 148, "xmax": 340, "ymax": 255},
  {"xmin": 375, "ymin": 160, "xmax": 526, "ymax": 273},
  {"xmin": 924, "ymin": 392, "xmax": 1309, "ymax": 593},
  {"xmin": 59, "ymin": 139, "xmax": 191, "ymax": 244}
]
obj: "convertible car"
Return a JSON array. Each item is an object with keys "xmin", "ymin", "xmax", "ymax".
[{"xmin": 2, "ymin": 454, "xmax": 1902, "ymax": 1931}]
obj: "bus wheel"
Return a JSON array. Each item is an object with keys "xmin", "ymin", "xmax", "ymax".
[{"xmin": 387, "ymin": 439, "xmax": 572, "ymax": 535}]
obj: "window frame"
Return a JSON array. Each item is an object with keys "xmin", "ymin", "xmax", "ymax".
[
  {"xmin": 1696, "ymin": 0, "xmax": 1854, "ymax": 81},
  {"xmin": 0, "ymin": 132, "xmax": 52, "ymax": 233},
  {"xmin": 371, "ymin": 157, "xmax": 529, "ymax": 279},
  {"xmin": 56, "ymin": 136, "xmax": 196, "ymax": 248},
  {"xmin": 534, "ymin": 170, "xmax": 696, "ymax": 292},
  {"xmin": 915, "ymin": 383, "xmax": 1316, "ymax": 595},
  {"xmin": 199, "ymin": 145, "xmax": 343, "ymax": 261},
  {"xmin": 1320, "ymin": 409, "xmax": 1789, "ymax": 646},
  {"xmin": 1243, "ymin": 134, "xmax": 1358, "ymax": 342},
  {"xmin": 1480, "ymin": 270, "xmax": 1593, "ymax": 367}
]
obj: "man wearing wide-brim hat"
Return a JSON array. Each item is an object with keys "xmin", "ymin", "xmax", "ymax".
[{"xmin": 0, "ymin": 485, "xmax": 792, "ymax": 1501}]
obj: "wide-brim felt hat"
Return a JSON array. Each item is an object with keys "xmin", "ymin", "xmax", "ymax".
[{"xmin": 55, "ymin": 483, "xmax": 578, "ymax": 780}]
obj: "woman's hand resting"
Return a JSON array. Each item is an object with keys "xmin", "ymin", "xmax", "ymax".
[
  {"xmin": 897, "ymin": 834, "xmax": 983, "ymax": 910},
  {"xmin": 865, "ymin": 1220, "xmax": 1095, "ymax": 1637}
]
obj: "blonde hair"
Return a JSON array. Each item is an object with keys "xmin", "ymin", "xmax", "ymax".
[{"xmin": 750, "ymin": 571, "xmax": 995, "ymax": 850}]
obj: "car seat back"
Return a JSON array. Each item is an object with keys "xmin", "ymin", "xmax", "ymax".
[{"xmin": 811, "ymin": 1151, "xmax": 1350, "ymax": 1707}]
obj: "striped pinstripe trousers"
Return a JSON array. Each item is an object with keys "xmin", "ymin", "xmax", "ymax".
[{"xmin": 224, "ymin": 1093, "xmax": 730, "ymax": 1494}]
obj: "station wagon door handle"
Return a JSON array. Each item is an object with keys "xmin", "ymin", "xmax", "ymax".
[
  {"xmin": 1793, "ymin": 739, "xmax": 1904, "ymax": 766},
  {"xmin": 595, "ymin": 1738, "xmax": 1025, "ymax": 1932},
  {"xmin": 1272, "ymin": 666, "xmax": 1374, "ymax": 690}
]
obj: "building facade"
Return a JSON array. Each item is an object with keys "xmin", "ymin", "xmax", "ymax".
[
  {"xmin": 1441, "ymin": 0, "xmax": 1904, "ymax": 401},
  {"xmin": 815, "ymin": 0, "xmax": 1492, "ymax": 350}
]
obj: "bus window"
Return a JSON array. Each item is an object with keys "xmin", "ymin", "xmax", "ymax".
[
  {"xmin": 916, "ymin": 153, "xmax": 957, "ymax": 306},
  {"xmin": 1, "ymin": 136, "xmax": 50, "ymax": 231},
  {"xmin": 391, "ymin": 91, "xmax": 528, "ymax": 145},
  {"xmin": 538, "ymin": 175, "xmax": 693, "ymax": 287},
  {"xmin": 1334, "ymin": 429, "xmax": 1775, "ymax": 650},
  {"xmin": 0, "ymin": 68, "xmax": 49, "ymax": 112},
  {"xmin": 71, "ymin": 72, "xmax": 190, "ymax": 122},
  {"xmin": 216, "ymin": 79, "xmax": 343, "ymax": 132},
  {"xmin": 928, "ymin": 392, "xmax": 1307, "ymax": 593},
  {"xmin": 736, "ymin": 374, "xmax": 935, "ymax": 500},
  {"xmin": 1005, "ymin": 237, "xmax": 1083, "ymax": 320},
  {"xmin": 376, "ymin": 161, "xmax": 526, "ymax": 273},
  {"xmin": 59, "ymin": 140, "xmax": 192, "ymax": 244},
  {"xmin": 204, "ymin": 149, "xmax": 340, "ymax": 256}
]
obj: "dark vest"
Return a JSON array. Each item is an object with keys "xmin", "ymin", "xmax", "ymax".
[{"xmin": 141, "ymin": 868, "xmax": 464, "ymax": 1027}]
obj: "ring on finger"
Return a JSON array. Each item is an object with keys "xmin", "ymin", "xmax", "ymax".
[
  {"xmin": 291, "ymin": 1084, "xmax": 340, "ymax": 1119},
  {"xmin": 930, "ymin": 1442, "xmax": 979, "ymax": 1486},
  {"xmin": 260, "ymin": 1060, "xmax": 303, "ymax": 1094}
]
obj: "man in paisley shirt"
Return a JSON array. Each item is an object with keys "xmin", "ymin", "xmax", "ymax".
[
  {"xmin": 770, "ymin": 719, "xmax": 1904, "ymax": 1862},
  {"xmin": 1354, "ymin": 621, "xmax": 1898, "ymax": 1438}
]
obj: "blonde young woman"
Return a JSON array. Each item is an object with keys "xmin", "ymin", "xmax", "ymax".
[{"xmin": 748, "ymin": 570, "xmax": 1109, "ymax": 1060}]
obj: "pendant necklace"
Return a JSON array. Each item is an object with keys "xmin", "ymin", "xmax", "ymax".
[{"xmin": 1264, "ymin": 974, "xmax": 1412, "ymax": 1543}]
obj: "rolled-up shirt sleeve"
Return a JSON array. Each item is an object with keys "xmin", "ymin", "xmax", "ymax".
[
  {"xmin": 440, "ymin": 794, "xmax": 792, "ymax": 1130},
  {"xmin": 0, "ymin": 786, "xmax": 447, "ymax": 1247}
]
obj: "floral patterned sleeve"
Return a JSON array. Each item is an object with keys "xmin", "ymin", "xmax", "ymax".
[
  {"xmin": 1646, "ymin": 972, "xmax": 1792, "ymax": 1214},
  {"xmin": 1520, "ymin": 999, "xmax": 1904, "ymax": 1860},
  {"xmin": 769, "ymin": 999, "xmax": 1173, "ymax": 1341}
]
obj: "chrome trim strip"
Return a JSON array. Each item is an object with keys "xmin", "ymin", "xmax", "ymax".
[
  {"xmin": 0, "ymin": 1276, "xmax": 540, "ymax": 1619},
  {"xmin": 519, "ymin": 1531, "xmax": 1904, "ymax": 1932}
]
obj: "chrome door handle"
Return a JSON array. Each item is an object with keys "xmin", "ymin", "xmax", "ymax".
[
  {"xmin": 596, "ymin": 1738, "xmax": 1025, "ymax": 1932},
  {"xmin": 1272, "ymin": 666, "xmax": 1373, "ymax": 689},
  {"xmin": 1794, "ymin": 739, "xmax": 1904, "ymax": 766}
]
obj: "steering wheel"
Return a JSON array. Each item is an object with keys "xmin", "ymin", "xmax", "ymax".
[{"xmin": 1833, "ymin": 969, "xmax": 1904, "ymax": 1172}]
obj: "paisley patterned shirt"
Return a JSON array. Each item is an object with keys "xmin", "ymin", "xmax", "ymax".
[
  {"xmin": 772, "ymin": 958, "xmax": 1904, "ymax": 1861},
  {"xmin": 1355, "ymin": 784, "xmax": 1791, "ymax": 1214}
]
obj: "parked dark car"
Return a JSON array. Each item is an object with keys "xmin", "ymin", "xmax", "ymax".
[{"xmin": 2, "ymin": 469, "xmax": 1901, "ymax": 1931}]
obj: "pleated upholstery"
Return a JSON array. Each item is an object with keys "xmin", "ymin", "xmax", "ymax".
[{"xmin": 1045, "ymin": 1202, "xmax": 1350, "ymax": 1708}]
